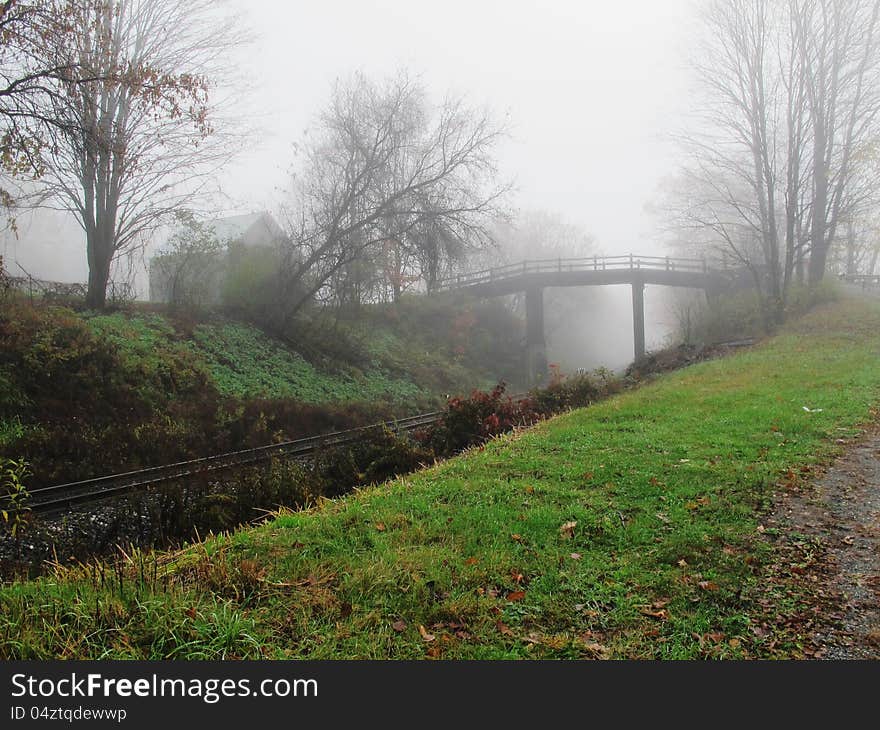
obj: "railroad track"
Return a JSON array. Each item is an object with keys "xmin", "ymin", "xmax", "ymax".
[{"xmin": 16, "ymin": 396, "xmax": 526, "ymax": 516}]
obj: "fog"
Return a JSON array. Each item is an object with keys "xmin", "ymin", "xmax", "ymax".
[
  {"xmin": 2, "ymin": 0, "xmax": 698, "ymax": 369},
  {"xmin": 544, "ymin": 285, "xmax": 688, "ymax": 373}
]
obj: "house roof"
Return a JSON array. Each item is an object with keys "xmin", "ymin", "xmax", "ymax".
[{"xmin": 209, "ymin": 211, "xmax": 286, "ymax": 245}]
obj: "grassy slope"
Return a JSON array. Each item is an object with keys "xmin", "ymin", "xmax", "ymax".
[
  {"xmin": 3, "ymin": 296, "xmax": 879, "ymax": 659},
  {"xmin": 85, "ymin": 312, "xmax": 428, "ymax": 406},
  {"xmin": 81, "ymin": 299, "xmax": 521, "ymax": 408}
]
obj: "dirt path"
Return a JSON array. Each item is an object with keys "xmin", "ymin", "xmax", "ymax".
[{"xmin": 769, "ymin": 426, "xmax": 880, "ymax": 658}]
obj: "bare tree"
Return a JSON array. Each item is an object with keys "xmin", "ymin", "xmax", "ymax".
[
  {"xmin": 25, "ymin": 0, "xmax": 244, "ymax": 308},
  {"xmin": 278, "ymin": 71, "xmax": 508, "ymax": 321},
  {"xmin": 662, "ymin": 0, "xmax": 880, "ymax": 325},
  {"xmin": 660, "ymin": 1, "xmax": 789, "ymax": 323},
  {"xmin": 0, "ymin": 1, "xmax": 94, "ymax": 216},
  {"xmin": 792, "ymin": 0, "xmax": 880, "ymax": 283}
]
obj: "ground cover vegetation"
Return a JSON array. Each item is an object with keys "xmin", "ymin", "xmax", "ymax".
[
  {"xmin": 2, "ymin": 294, "xmax": 877, "ymax": 658},
  {"xmin": 0, "ymin": 291, "xmax": 524, "ymax": 491}
]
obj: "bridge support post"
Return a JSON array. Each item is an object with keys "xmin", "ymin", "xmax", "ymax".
[
  {"xmin": 632, "ymin": 276, "xmax": 646, "ymax": 361},
  {"xmin": 704, "ymin": 285, "xmax": 721, "ymax": 311},
  {"xmin": 525, "ymin": 287, "xmax": 547, "ymax": 384}
]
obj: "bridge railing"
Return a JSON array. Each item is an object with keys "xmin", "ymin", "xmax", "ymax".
[
  {"xmin": 438, "ymin": 255, "xmax": 721, "ymax": 290},
  {"xmin": 843, "ymin": 273, "xmax": 880, "ymax": 287}
]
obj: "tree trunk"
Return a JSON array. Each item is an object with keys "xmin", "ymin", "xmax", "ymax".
[
  {"xmin": 808, "ymin": 122, "xmax": 829, "ymax": 285},
  {"xmin": 84, "ymin": 226, "xmax": 113, "ymax": 309},
  {"xmin": 845, "ymin": 221, "xmax": 857, "ymax": 276},
  {"xmin": 85, "ymin": 250, "xmax": 111, "ymax": 308}
]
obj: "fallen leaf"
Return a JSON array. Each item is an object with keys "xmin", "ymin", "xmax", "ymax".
[
  {"xmin": 496, "ymin": 620, "xmax": 513, "ymax": 636},
  {"xmin": 677, "ymin": 559, "xmax": 688, "ymax": 567},
  {"xmin": 507, "ymin": 590, "xmax": 526, "ymax": 602},
  {"xmin": 392, "ymin": 620, "xmax": 407, "ymax": 633},
  {"xmin": 579, "ymin": 639, "xmax": 610, "ymax": 659},
  {"xmin": 418, "ymin": 625, "xmax": 435, "ymax": 642},
  {"xmin": 426, "ymin": 646, "xmax": 442, "ymax": 658},
  {"xmin": 375, "ymin": 522, "xmax": 386, "ymax": 532},
  {"xmin": 464, "ymin": 557, "xmax": 479, "ymax": 566},
  {"xmin": 511, "ymin": 571, "xmax": 524, "ymax": 584},
  {"xmin": 698, "ymin": 580, "xmax": 719, "ymax": 591},
  {"xmin": 559, "ymin": 521, "xmax": 577, "ymax": 538},
  {"xmin": 541, "ymin": 635, "xmax": 569, "ymax": 650},
  {"xmin": 842, "ymin": 536, "xmax": 855, "ymax": 545},
  {"xmin": 570, "ymin": 553, "xmax": 582, "ymax": 560},
  {"xmin": 656, "ymin": 511, "xmax": 671, "ymax": 523},
  {"xmin": 511, "ymin": 533, "xmax": 523, "ymax": 542},
  {"xmin": 729, "ymin": 638, "xmax": 741, "ymax": 649},
  {"xmin": 640, "ymin": 607, "xmax": 669, "ymax": 620}
]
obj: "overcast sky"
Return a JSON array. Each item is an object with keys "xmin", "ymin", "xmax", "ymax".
[
  {"xmin": 229, "ymin": 0, "xmax": 696, "ymax": 254},
  {"xmin": 4, "ymin": 0, "xmax": 697, "ymax": 287}
]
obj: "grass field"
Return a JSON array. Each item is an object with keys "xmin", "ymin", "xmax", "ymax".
[
  {"xmin": 2, "ymin": 296, "xmax": 879, "ymax": 659},
  {"xmin": 85, "ymin": 312, "xmax": 430, "ymax": 406}
]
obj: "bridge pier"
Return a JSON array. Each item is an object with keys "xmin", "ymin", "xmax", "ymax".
[
  {"xmin": 632, "ymin": 276, "xmax": 645, "ymax": 361},
  {"xmin": 525, "ymin": 286, "xmax": 547, "ymax": 384}
]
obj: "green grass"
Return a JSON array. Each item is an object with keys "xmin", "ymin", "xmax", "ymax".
[
  {"xmin": 79, "ymin": 308, "xmax": 505, "ymax": 407},
  {"xmin": 3, "ymin": 296, "xmax": 880, "ymax": 659},
  {"xmin": 188, "ymin": 321, "xmax": 426, "ymax": 405}
]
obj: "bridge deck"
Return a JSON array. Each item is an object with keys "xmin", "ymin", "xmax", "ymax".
[{"xmin": 438, "ymin": 255, "xmax": 731, "ymax": 297}]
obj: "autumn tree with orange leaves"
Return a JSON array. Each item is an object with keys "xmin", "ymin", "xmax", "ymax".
[{"xmin": 18, "ymin": 0, "xmax": 244, "ymax": 308}]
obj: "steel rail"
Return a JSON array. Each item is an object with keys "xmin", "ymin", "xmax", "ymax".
[{"xmin": 16, "ymin": 396, "xmax": 528, "ymax": 515}]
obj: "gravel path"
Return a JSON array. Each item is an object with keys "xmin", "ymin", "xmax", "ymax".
[{"xmin": 771, "ymin": 427, "xmax": 880, "ymax": 658}]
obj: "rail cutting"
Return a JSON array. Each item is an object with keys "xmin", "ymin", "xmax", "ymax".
[{"xmin": 18, "ymin": 398, "xmax": 525, "ymax": 515}]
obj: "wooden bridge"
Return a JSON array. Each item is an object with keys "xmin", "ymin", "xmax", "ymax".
[
  {"xmin": 438, "ymin": 255, "xmax": 735, "ymax": 381},
  {"xmin": 842, "ymin": 273, "xmax": 880, "ymax": 290}
]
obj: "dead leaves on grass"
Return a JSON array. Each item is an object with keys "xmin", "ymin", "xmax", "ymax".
[{"xmin": 639, "ymin": 599, "xmax": 671, "ymax": 621}]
